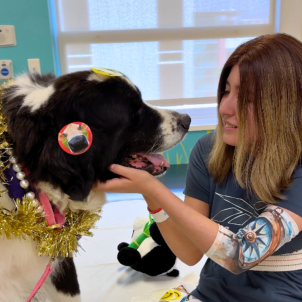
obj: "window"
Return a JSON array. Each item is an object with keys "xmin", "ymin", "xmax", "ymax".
[{"xmin": 52, "ymin": 0, "xmax": 277, "ymax": 130}]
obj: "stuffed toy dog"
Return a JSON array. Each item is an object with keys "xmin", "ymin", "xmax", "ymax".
[{"xmin": 117, "ymin": 215, "xmax": 179, "ymax": 277}]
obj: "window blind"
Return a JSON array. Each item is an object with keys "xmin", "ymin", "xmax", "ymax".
[{"xmin": 52, "ymin": 0, "xmax": 277, "ymax": 130}]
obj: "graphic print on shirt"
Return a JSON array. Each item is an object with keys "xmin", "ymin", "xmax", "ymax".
[{"xmin": 211, "ymin": 193, "xmax": 267, "ymax": 226}]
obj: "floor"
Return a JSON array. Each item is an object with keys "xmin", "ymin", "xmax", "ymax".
[{"xmin": 106, "ymin": 164, "xmax": 188, "ymax": 202}]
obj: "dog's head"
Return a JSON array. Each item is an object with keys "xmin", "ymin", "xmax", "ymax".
[{"xmin": 2, "ymin": 70, "xmax": 191, "ymax": 202}]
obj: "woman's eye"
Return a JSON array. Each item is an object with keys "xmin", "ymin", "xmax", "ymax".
[{"xmin": 222, "ymin": 90, "xmax": 230, "ymax": 96}]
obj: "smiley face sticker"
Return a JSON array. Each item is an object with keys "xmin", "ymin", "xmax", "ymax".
[
  {"xmin": 91, "ymin": 67, "xmax": 123, "ymax": 77},
  {"xmin": 58, "ymin": 122, "xmax": 93, "ymax": 155},
  {"xmin": 160, "ymin": 289, "xmax": 184, "ymax": 301}
]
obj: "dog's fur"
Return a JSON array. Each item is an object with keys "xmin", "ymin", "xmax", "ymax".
[{"xmin": 0, "ymin": 70, "xmax": 191, "ymax": 301}]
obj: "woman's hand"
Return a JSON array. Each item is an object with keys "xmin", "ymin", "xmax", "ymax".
[{"xmin": 93, "ymin": 164, "xmax": 164, "ymax": 197}]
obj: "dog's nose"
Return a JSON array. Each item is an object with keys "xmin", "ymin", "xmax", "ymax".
[{"xmin": 178, "ymin": 114, "xmax": 191, "ymax": 130}]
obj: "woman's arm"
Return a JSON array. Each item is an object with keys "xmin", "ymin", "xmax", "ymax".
[
  {"xmin": 144, "ymin": 180, "xmax": 219, "ymax": 254},
  {"xmin": 95, "ymin": 164, "xmax": 302, "ymax": 274},
  {"xmin": 144, "ymin": 195, "xmax": 208, "ymax": 266},
  {"xmin": 145, "ymin": 180, "xmax": 302, "ymax": 274}
]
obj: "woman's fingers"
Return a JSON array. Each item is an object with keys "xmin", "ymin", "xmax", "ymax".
[
  {"xmin": 109, "ymin": 164, "xmax": 150, "ymax": 180},
  {"xmin": 109, "ymin": 164, "xmax": 139, "ymax": 179},
  {"xmin": 93, "ymin": 177, "xmax": 130, "ymax": 192},
  {"xmin": 93, "ymin": 163, "xmax": 155, "ymax": 194}
]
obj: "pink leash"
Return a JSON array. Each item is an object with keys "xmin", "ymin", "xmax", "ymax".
[
  {"xmin": 26, "ymin": 191, "xmax": 66, "ymax": 302},
  {"xmin": 26, "ymin": 264, "xmax": 54, "ymax": 302}
]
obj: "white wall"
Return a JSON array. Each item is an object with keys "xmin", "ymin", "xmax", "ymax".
[{"xmin": 280, "ymin": 0, "xmax": 302, "ymax": 41}]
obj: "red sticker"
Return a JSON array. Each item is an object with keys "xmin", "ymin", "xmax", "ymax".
[{"xmin": 58, "ymin": 122, "xmax": 93, "ymax": 155}]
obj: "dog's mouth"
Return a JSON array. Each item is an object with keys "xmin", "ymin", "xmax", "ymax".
[{"xmin": 124, "ymin": 153, "xmax": 170, "ymax": 176}]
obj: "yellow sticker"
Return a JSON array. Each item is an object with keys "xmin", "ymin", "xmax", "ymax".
[
  {"xmin": 91, "ymin": 67, "xmax": 123, "ymax": 77},
  {"xmin": 160, "ymin": 289, "xmax": 183, "ymax": 301}
]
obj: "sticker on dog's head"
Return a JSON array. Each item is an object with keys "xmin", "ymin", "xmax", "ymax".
[
  {"xmin": 58, "ymin": 122, "xmax": 93, "ymax": 155},
  {"xmin": 91, "ymin": 67, "xmax": 123, "ymax": 77}
]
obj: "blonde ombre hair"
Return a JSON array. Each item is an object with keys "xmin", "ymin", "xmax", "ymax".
[{"xmin": 208, "ymin": 33, "xmax": 302, "ymax": 204}]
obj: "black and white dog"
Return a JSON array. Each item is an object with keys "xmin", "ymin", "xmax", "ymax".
[{"xmin": 0, "ymin": 69, "xmax": 191, "ymax": 301}]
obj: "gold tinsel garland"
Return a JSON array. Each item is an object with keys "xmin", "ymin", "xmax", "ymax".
[
  {"xmin": 0, "ymin": 81, "xmax": 101, "ymax": 259},
  {"xmin": 0, "ymin": 197, "xmax": 100, "ymax": 258}
]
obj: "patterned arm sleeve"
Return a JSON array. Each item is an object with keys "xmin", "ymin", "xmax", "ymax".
[{"xmin": 205, "ymin": 205, "xmax": 300, "ymax": 274}]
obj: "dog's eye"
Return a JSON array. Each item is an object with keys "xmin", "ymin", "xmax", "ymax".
[
  {"xmin": 132, "ymin": 108, "xmax": 142, "ymax": 126},
  {"xmin": 132, "ymin": 113, "xmax": 140, "ymax": 126}
]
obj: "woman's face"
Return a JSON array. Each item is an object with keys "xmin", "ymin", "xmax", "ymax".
[{"xmin": 219, "ymin": 64, "xmax": 240, "ymax": 146}]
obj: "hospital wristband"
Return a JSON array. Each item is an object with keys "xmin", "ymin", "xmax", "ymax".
[
  {"xmin": 147, "ymin": 206, "xmax": 162, "ymax": 214},
  {"xmin": 151, "ymin": 209, "xmax": 169, "ymax": 223}
]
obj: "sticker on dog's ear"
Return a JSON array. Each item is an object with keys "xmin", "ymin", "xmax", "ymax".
[
  {"xmin": 58, "ymin": 122, "xmax": 93, "ymax": 155},
  {"xmin": 91, "ymin": 67, "xmax": 123, "ymax": 77}
]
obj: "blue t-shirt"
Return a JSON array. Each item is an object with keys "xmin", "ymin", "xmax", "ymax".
[{"xmin": 183, "ymin": 133, "xmax": 302, "ymax": 302}]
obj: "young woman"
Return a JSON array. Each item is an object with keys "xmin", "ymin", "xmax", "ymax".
[{"xmin": 95, "ymin": 33, "xmax": 302, "ymax": 301}]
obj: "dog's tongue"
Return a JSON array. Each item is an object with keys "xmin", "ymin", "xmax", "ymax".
[{"xmin": 138, "ymin": 153, "xmax": 170, "ymax": 168}]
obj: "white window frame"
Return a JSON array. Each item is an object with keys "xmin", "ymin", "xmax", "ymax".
[{"xmin": 52, "ymin": 0, "xmax": 277, "ymax": 131}]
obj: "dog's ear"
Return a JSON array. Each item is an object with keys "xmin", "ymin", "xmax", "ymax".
[
  {"xmin": 36, "ymin": 127, "xmax": 96, "ymax": 201},
  {"xmin": 7, "ymin": 121, "xmax": 96, "ymax": 201},
  {"xmin": 2, "ymin": 85, "xmax": 96, "ymax": 201}
]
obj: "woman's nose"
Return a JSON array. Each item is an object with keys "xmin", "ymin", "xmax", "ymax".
[{"xmin": 219, "ymin": 94, "xmax": 237, "ymax": 116}]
